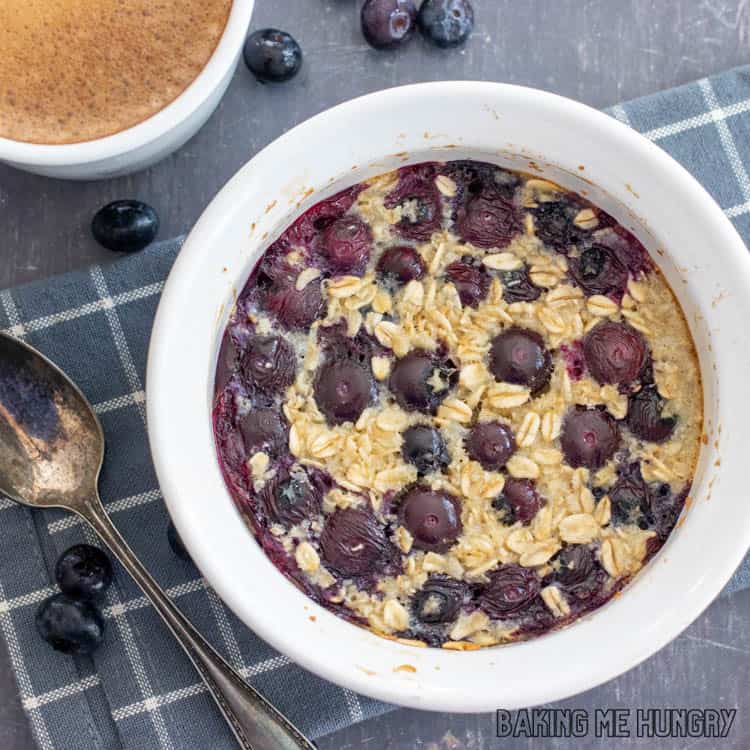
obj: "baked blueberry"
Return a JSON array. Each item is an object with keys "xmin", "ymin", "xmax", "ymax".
[
  {"xmin": 55, "ymin": 544, "xmax": 113, "ymax": 601},
  {"xmin": 445, "ymin": 258, "xmax": 490, "ymax": 307},
  {"xmin": 499, "ymin": 267, "xmax": 542, "ymax": 303},
  {"xmin": 91, "ymin": 200, "xmax": 158, "ymax": 253},
  {"xmin": 401, "ymin": 425, "xmax": 449, "ymax": 475},
  {"xmin": 561, "ymin": 406, "xmax": 620, "ymax": 469},
  {"xmin": 627, "ymin": 386, "xmax": 677, "ymax": 443},
  {"xmin": 398, "ymin": 486, "xmax": 462, "ymax": 551},
  {"xmin": 361, "ymin": 0, "xmax": 417, "ymax": 48},
  {"xmin": 479, "ymin": 564, "xmax": 540, "ymax": 619},
  {"xmin": 36, "ymin": 594, "xmax": 105, "ymax": 655},
  {"xmin": 532, "ymin": 201, "xmax": 583, "ymax": 251},
  {"xmin": 243, "ymin": 29, "xmax": 302, "ymax": 83},
  {"xmin": 388, "ymin": 350, "xmax": 456, "ymax": 413},
  {"xmin": 322, "ymin": 216, "xmax": 372, "ymax": 274},
  {"xmin": 570, "ymin": 244, "xmax": 628, "ymax": 298},
  {"xmin": 314, "ymin": 359, "xmax": 375, "ymax": 425},
  {"xmin": 377, "ymin": 246, "xmax": 426, "ymax": 283},
  {"xmin": 320, "ymin": 508, "xmax": 393, "ymax": 577},
  {"xmin": 238, "ymin": 408, "xmax": 289, "ymax": 456},
  {"xmin": 263, "ymin": 470, "xmax": 323, "ymax": 527},
  {"xmin": 263, "ymin": 277, "xmax": 324, "ymax": 330},
  {"xmin": 553, "ymin": 545, "xmax": 596, "ymax": 588},
  {"xmin": 384, "ymin": 164, "xmax": 443, "ymax": 241},
  {"xmin": 493, "ymin": 478, "xmax": 543, "ymax": 525},
  {"xmin": 583, "ymin": 321, "xmax": 647, "ymax": 386},
  {"xmin": 609, "ymin": 462, "xmax": 650, "ymax": 526},
  {"xmin": 241, "ymin": 335, "xmax": 296, "ymax": 393},
  {"xmin": 489, "ymin": 327, "xmax": 552, "ymax": 395},
  {"xmin": 412, "ymin": 575, "xmax": 468, "ymax": 624},
  {"xmin": 465, "ymin": 421, "xmax": 515, "ymax": 471},
  {"xmin": 454, "ymin": 187, "xmax": 520, "ymax": 249},
  {"xmin": 417, "ymin": 0, "xmax": 475, "ymax": 48}
]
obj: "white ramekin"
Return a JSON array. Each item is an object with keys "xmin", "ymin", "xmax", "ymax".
[
  {"xmin": 0, "ymin": 1, "xmax": 254, "ymax": 180},
  {"xmin": 147, "ymin": 82, "xmax": 750, "ymax": 712}
]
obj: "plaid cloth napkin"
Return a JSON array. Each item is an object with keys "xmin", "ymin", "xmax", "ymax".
[{"xmin": 2, "ymin": 66, "xmax": 750, "ymax": 750}]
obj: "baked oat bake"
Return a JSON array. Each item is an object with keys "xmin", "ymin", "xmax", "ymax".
[{"xmin": 213, "ymin": 160, "xmax": 702, "ymax": 649}]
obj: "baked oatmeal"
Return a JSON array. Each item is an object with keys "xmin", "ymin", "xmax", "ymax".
[{"xmin": 213, "ymin": 160, "xmax": 702, "ymax": 649}]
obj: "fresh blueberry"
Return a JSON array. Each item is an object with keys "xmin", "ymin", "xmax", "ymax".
[
  {"xmin": 35, "ymin": 594, "xmax": 105, "ymax": 655},
  {"xmin": 91, "ymin": 200, "xmax": 159, "ymax": 253},
  {"xmin": 401, "ymin": 425, "xmax": 449, "ymax": 475},
  {"xmin": 243, "ymin": 29, "xmax": 303, "ymax": 83},
  {"xmin": 167, "ymin": 521, "xmax": 192, "ymax": 562},
  {"xmin": 417, "ymin": 0, "xmax": 475, "ymax": 48},
  {"xmin": 55, "ymin": 544, "xmax": 113, "ymax": 601},
  {"xmin": 361, "ymin": 0, "xmax": 417, "ymax": 49}
]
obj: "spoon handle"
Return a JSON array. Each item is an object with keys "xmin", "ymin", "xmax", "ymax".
[{"xmin": 79, "ymin": 498, "xmax": 316, "ymax": 750}]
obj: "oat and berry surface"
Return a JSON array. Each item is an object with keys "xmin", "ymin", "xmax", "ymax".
[{"xmin": 213, "ymin": 161, "xmax": 702, "ymax": 649}]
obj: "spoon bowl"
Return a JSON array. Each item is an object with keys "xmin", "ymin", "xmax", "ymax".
[
  {"xmin": 0, "ymin": 331, "xmax": 314, "ymax": 750},
  {"xmin": 0, "ymin": 333, "xmax": 103, "ymax": 510}
]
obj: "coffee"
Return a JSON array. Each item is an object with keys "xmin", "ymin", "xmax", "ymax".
[{"xmin": 0, "ymin": 0, "xmax": 233, "ymax": 145}]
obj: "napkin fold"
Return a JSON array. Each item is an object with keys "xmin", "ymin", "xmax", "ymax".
[{"xmin": 2, "ymin": 65, "xmax": 750, "ymax": 749}]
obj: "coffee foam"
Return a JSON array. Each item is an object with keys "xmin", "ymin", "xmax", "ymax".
[{"xmin": 0, "ymin": 0, "xmax": 232, "ymax": 145}]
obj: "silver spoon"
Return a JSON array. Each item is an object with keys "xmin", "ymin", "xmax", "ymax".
[{"xmin": 0, "ymin": 332, "xmax": 316, "ymax": 750}]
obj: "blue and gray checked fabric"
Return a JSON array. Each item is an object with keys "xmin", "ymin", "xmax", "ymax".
[{"xmin": 2, "ymin": 66, "xmax": 750, "ymax": 750}]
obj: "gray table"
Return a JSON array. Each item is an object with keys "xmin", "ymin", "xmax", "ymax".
[{"xmin": 1, "ymin": 1, "xmax": 749, "ymax": 748}]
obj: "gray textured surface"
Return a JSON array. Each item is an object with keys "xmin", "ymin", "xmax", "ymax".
[{"xmin": 0, "ymin": 0, "xmax": 749, "ymax": 747}]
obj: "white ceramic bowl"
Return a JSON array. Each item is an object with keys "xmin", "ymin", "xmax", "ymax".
[
  {"xmin": 0, "ymin": 1, "xmax": 254, "ymax": 180},
  {"xmin": 147, "ymin": 82, "xmax": 750, "ymax": 712}
]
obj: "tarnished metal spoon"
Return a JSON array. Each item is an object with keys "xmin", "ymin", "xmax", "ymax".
[{"xmin": 0, "ymin": 332, "xmax": 315, "ymax": 750}]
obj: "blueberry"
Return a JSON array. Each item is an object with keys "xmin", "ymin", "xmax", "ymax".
[
  {"xmin": 489, "ymin": 327, "xmax": 552, "ymax": 396},
  {"xmin": 398, "ymin": 485, "xmax": 462, "ymax": 552},
  {"xmin": 412, "ymin": 575, "xmax": 468, "ymax": 624},
  {"xmin": 361, "ymin": 0, "xmax": 417, "ymax": 49},
  {"xmin": 55, "ymin": 544, "xmax": 113, "ymax": 601},
  {"xmin": 465, "ymin": 421, "xmax": 515, "ymax": 471},
  {"xmin": 322, "ymin": 216, "xmax": 372, "ymax": 273},
  {"xmin": 569, "ymin": 244, "xmax": 628, "ymax": 298},
  {"xmin": 35, "ymin": 594, "xmax": 105, "ymax": 655},
  {"xmin": 243, "ymin": 29, "xmax": 303, "ymax": 83},
  {"xmin": 241, "ymin": 335, "xmax": 296, "ymax": 393},
  {"xmin": 445, "ymin": 258, "xmax": 490, "ymax": 307},
  {"xmin": 320, "ymin": 508, "xmax": 393, "ymax": 577},
  {"xmin": 401, "ymin": 425, "xmax": 449, "ymax": 475},
  {"xmin": 418, "ymin": 0, "xmax": 475, "ymax": 47},
  {"xmin": 583, "ymin": 321, "xmax": 648, "ymax": 386},
  {"xmin": 493, "ymin": 478, "xmax": 543, "ymax": 525},
  {"xmin": 388, "ymin": 350, "xmax": 457, "ymax": 413},
  {"xmin": 560, "ymin": 405, "xmax": 620, "ymax": 470},
  {"xmin": 377, "ymin": 246, "xmax": 426, "ymax": 284},
  {"xmin": 479, "ymin": 564, "xmax": 540, "ymax": 619},
  {"xmin": 238, "ymin": 407, "xmax": 289, "ymax": 456},
  {"xmin": 314, "ymin": 359, "xmax": 375, "ymax": 425},
  {"xmin": 263, "ymin": 469, "xmax": 323, "ymax": 527},
  {"xmin": 167, "ymin": 521, "xmax": 192, "ymax": 562},
  {"xmin": 91, "ymin": 200, "xmax": 159, "ymax": 253},
  {"xmin": 627, "ymin": 386, "xmax": 677, "ymax": 443}
]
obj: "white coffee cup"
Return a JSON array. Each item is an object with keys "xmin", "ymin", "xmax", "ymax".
[{"xmin": 0, "ymin": 0, "xmax": 254, "ymax": 180}]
